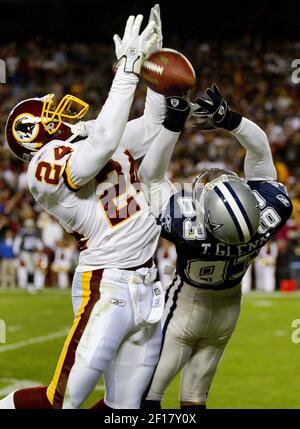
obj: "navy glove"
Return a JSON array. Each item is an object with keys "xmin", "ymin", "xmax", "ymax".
[{"xmin": 192, "ymin": 84, "xmax": 242, "ymax": 131}]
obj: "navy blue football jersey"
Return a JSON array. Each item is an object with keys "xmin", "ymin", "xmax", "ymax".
[{"xmin": 158, "ymin": 180, "xmax": 292, "ymax": 290}]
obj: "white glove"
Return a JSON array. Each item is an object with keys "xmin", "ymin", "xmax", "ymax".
[
  {"xmin": 148, "ymin": 4, "xmax": 163, "ymax": 52},
  {"xmin": 114, "ymin": 14, "xmax": 158, "ymax": 75},
  {"xmin": 68, "ymin": 121, "xmax": 89, "ymax": 137}
]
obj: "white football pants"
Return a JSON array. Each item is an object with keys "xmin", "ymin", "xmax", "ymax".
[
  {"xmin": 146, "ymin": 275, "xmax": 241, "ymax": 404},
  {"xmin": 47, "ymin": 266, "xmax": 162, "ymax": 409}
]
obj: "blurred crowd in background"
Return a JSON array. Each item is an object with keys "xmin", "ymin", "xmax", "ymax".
[{"xmin": 1, "ymin": 37, "xmax": 300, "ymax": 292}]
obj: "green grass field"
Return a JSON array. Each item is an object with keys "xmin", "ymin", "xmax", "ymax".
[{"xmin": 0, "ymin": 289, "xmax": 300, "ymax": 409}]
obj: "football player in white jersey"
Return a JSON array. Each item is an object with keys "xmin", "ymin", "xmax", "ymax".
[
  {"xmin": 138, "ymin": 86, "xmax": 292, "ymax": 409},
  {"xmin": 0, "ymin": 6, "xmax": 178, "ymax": 410}
]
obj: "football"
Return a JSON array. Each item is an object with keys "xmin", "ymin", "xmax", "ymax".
[{"xmin": 141, "ymin": 48, "xmax": 196, "ymax": 96}]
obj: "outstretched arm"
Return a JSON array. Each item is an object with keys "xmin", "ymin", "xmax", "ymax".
[
  {"xmin": 73, "ymin": 5, "xmax": 166, "ymax": 162},
  {"xmin": 192, "ymin": 83, "xmax": 277, "ymax": 180},
  {"xmin": 121, "ymin": 88, "xmax": 166, "ymax": 160},
  {"xmin": 138, "ymin": 96, "xmax": 190, "ymax": 216},
  {"xmin": 76, "ymin": 81, "xmax": 166, "ymax": 163},
  {"xmin": 68, "ymin": 68, "xmax": 138, "ymax": 186},
  {"xmin": 121, "ymin": 4, "xmax": 166, "ymax": 160},
  {"xmin": 67, "ymin": 15, "xmax": 158, "ymax": 187},
  {"xmin": 230, "ymin": 117, "xmax": 277, "ymax": 180}
]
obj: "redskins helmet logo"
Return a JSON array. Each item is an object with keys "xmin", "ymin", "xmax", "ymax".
[
  {"xmin": 12, "ymin": 113, "xmax": 40, "ymax": 143},
  {"xmin": 6, "ymin": 94, "xmax": 89, "ymax": 162}
]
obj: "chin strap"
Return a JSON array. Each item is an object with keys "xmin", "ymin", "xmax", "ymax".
[{"xmin": 63, "ymin": 121, "xmax": 89, "ymax": 143}]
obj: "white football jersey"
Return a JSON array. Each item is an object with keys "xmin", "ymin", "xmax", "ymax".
[{"xmin": 27, "ymin": 139, "xmax": 160, "ymax": 271}]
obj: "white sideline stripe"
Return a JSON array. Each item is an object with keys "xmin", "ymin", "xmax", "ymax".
[
  {"xmin": 0, "ymin": 329, "xmax": 69, "ymax": 353},
  {"xmin": 0, "ymin": 379, "xmax": 42, "ymax": 396},
  {"xmin": 252, "ymin": 300, "xmax": 274, "ymax": 307},
  {"xmin": 245, "ymin": 292, "xmax": 300, "ymax": 298},
  {"xmin": 217, "ymin": 182, "xmax": 251, "ymax": 240}
]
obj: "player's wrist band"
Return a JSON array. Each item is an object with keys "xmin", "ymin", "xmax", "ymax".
[{"xmin": 218, "ymin": 110, "xmax": 243, "ymax": 131}]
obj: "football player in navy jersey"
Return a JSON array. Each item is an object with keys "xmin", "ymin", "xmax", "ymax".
[{"xmin": 139, "ymin": 85, "xmax": 293, "ymax": 409}]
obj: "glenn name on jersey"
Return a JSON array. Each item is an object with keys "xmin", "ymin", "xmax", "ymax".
[{"xmin": 159, "ymin": 181, "xmax": 292, "ymax": 290}]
